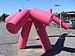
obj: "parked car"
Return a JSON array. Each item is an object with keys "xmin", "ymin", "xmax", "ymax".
[
  {"xmin": 71, "ymin": 20, "xmax": 75, "ymax": 29},
  {"xmin": 65, "ymin": 20, "xmax": 75, "ymax": 29}
]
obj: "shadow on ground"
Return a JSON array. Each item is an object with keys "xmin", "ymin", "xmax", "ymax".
[{"xmin": 23, "ymin": 33, "xmax": 75, "ymax": 56}]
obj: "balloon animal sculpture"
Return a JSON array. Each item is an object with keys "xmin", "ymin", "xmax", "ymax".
[{"xmin": 5, "ymin": 8, "xmax": 70, "ymax": 54}]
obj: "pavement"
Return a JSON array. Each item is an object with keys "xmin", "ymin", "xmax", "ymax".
[
  {"xmin": 0, "ymin": 22, "xmax": 17, "ymax": 56},
  {"xmin": 0, "ymin": 22, "xmax": 75, "ymax": 56}
]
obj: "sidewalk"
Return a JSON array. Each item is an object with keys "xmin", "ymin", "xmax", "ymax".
[
  {"xmin": 0, "ymin": 22, "xmax": 17, "ymax": 56},
  {"xmin": 17, "ymin": 24, "xmax": 75, "ymax": 56},
  {"xmin": 0, "ymin": 22, "xmax": 75, "ymax": 56}
]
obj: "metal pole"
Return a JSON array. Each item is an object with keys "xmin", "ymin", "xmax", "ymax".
[{"xmin": 54, "ymin": 4, "xmax": 62, "ymax": 34}]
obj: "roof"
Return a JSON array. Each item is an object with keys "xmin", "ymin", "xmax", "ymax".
[
  {"xmin": 61, "ymin": 11, "xmax": 75, "ymax": 14},
  {"xmin": 58, "ymin": 11, "xmax": 75, "ymax": 17}
]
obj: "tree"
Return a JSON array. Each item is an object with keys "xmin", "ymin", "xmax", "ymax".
[{"xmin": 0, "ymin": 13, "xmax": 9, "ymax": 22}]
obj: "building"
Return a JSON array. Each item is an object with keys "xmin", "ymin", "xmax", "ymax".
[
  {"xmin": 58, "ymin": 11, "xmax": 75, "ymax": 21},
  {"xmin": 59, "ymin": 11, "xmax": 75, "ymax": 28}
]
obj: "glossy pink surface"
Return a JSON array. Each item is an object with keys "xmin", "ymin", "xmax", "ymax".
[{"xmin": 5, "ymin": 8, "xmax": 69, "ymax": 51}]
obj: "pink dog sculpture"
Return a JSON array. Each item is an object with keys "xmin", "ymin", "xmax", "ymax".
[{"xmin": 5, "ymin": 8, "xmax": 69, "ymax": 52}]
